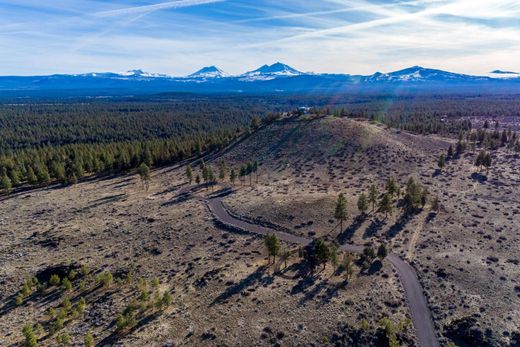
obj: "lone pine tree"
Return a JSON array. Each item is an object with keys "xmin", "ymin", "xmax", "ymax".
[{"xmin": 334, "ymin": 193, "xmax": 347, "ymax": 232}]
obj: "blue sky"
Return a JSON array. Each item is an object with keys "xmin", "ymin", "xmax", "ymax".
[{"xmin": 1, "ymin": 0, "xmax": 519, "ymax": 76}]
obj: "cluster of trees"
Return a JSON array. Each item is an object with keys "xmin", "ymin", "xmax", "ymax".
[
  {"xmin": 0, "ymin": 130, "xmax": 236, "ymax": 192},
  {"xmin": 185, "ymin": 159, "xmax": 260, "ymax": 188},
  {"xmin": 18, "ymin": 264, "xmax": 173, "ymax": 346},
  {"xmin": 335, "ymin": 177, "xmax": 431, "ymax": 232},
  {"xmin": 318, "ymin": 94, "xmax": 520, "ymax": 137},
  {"xmin": 0, "ymin": 100, "xmax": 268, "ymax": 151}
]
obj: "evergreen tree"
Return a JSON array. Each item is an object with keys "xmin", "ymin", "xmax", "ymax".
[
  {"xmin": 185, "ymin": 165, "xmax": 193, "ymax": 184},
  {"xmin": 315, "ymin": 238, "xmax": 330, "ymax": 269},
  {"xmin": 26, "ymin": 167, "xmax": 38, "ymax": 185},
  {"xmin": 137, "ymin": 163, "xmax": 151, "ymax": 191},
  {"xmin": 334, "ymin": 193, "xmax": 347, "ymax": 231},
  {"xmin": 368, "ymin": 184, "xmax": 378, "ymax": 211},
  {"xmin": 264, "ymin": 233, "xmax": 281, "ymax": 264},
  {"xmin": 1, "ymin": 174, "xmax": 12, "ymax": 192},
  {"xmin": 357, "ymin": 193, "xmax": 368, "ymax": 215},
  {"xmin": 218, "ymin": 161, "xmax": 227, "ymax": 181},
  {"xmin": 230, "ymin": 168, "xmax": 237, "ymax": 186},
  {"xmin": 438, "ymin": 153, "xmax": 445, "ymax": 171},
  {"xmin": 377, "ymin": 243, "xmax": 388, "ymax": 259},
  {"xmin": 385, "ymin": 177, "xmax": 398, "ymax": 198},
  {"xmin": 329, "ymin": 242, "xmax": 339, "ymax": 271},
  {"xmin": 379, "ymin": 194, "xmax": 393, "ymax": 218},
  {"xmin": 475, "ymin": 150, "xmax": 486, "ymax": 171},
  {"xmin": 239, "ymin": 165, "xmax": 246, "ymax": 185},
  {"xmin": 483, "ymin": 153, "xmax": 492, "ymax": 174}
]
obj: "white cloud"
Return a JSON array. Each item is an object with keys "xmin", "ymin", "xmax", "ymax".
[{"xmin": 94, "ymin": 0, "xmax": 226, "ymax": 17}]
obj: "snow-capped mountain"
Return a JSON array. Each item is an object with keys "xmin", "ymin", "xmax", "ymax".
[
  {"xmin": 1, "ymin": 64, "xmax": 520, "ymax": 95},
  {"xmin": 489, "ymin": 70, "xmax": 520, "ymax": 79},
  {"xmin": 364, "ymin": 66, "xmax": 485, "ymax": 83},
  {"xmin": 188, "ymin": 66, "xmax": 229, "ymax": 79},
  {"xmin": 240, "ymin": 62, "xmax": 303, "ymax": 81},
  {"xmin": 78, "ymin": 69, "xmax": 169, "ymax": 79}
]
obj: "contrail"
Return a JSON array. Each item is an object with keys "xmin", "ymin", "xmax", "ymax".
[{"xmin": 95, "ymin": 0, "xmax": 225, "ymax": 17}]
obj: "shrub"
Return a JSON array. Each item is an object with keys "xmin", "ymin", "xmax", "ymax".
[
  {"xmin": 62, "ymin": 278, "xmax": 72, "ymax": 291},
  {"xmin": 50, "ymin": 317, "xmax": 64, "ymax": 334},
  {"xmin": 16, "ymin": 293, "xmax": 24, "ymax": 306},
  {"xmin": 56, "ymin": 332, "xmax": 71, "ymax": 345},
  {"xmin": 84, "ymin": 331, "xmax": 94, "ymax": 347},
  {"xmin": 97, "ymin": 271, "xmax": 113, "ymax": 288},
  {"xmin": 49, "ymin": 274, "xmax": 61, "ymax": 286},
  {"xmin": 22, "ymin": 324, "xmax": 38, "ymax": 347}
]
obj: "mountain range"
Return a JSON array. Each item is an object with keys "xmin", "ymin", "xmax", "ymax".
[{"xmin": 1, "ymin": 63, "xmax": 519, "ymax": 96}]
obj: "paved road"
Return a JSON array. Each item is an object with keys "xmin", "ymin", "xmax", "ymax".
[{"xmin": 206, "ymin": 196, "xmax": 439, "ymax": 347}]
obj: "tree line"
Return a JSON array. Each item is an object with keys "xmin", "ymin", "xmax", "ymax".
[{"xmin": 0, "ymin": 130, "xmax": 236, "ymax": 191}]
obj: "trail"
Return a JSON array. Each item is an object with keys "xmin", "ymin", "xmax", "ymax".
[
  {"xmin": 406, "ymin": 211, "xmax": 428, "ymax": 261},
  {"xmin": 206, "ymin": 195, "xmax": 439, "ymax": 347}
]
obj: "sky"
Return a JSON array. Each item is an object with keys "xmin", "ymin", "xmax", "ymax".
[{"xmin": 0, "ymin": 0, "xmax": 519, "ymax": 76}]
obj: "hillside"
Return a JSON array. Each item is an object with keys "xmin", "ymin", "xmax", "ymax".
[{"xmin": 1, "ymin": 115, "xmax": 519, "ymax": 346}]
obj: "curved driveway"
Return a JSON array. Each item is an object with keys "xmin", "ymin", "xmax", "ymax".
[{"xmin": 206, "ymin": 196, "xmax": 439, "ymax": 347}]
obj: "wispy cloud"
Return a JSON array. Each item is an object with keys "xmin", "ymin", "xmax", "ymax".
[
  {"xmin": 95, "ymin": 0, "xmax": 226, "ymax": 17},
  {"xmin": 0, "ymin": 0, "xmax": 519, "ymax": 76}
]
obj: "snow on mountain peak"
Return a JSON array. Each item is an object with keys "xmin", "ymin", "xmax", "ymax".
[
  {"xmin": 188, "ymin": 66, "xmax": 229, "ymax": 78},
  {"xmin": 241, "ymin": 62, "xmax": 302, "ymax": 81}
]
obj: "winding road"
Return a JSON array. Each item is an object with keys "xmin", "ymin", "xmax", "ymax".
[{"xmin": 206, "ymin": 195, "xmax": 439, "ymax": 347}]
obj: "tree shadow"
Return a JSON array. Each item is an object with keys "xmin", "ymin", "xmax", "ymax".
[
  {"xmin": 386, "ymin": 213, "xmax": 412, "ymax": 238},
  {"xmin": 277, "ymin": 261, "xmax": 309, "ymax": 280},
  {"xmin": 337, "ymin": 214, "xmax": 366, "ymax": 243},
  {"xmin": 154, "ymin": 182, "xmax": 187, "ymax": 196},
  {"xmin": 363, "ymin": 218, "xmax": 385, "ymax": 239},
  {"xmin": 210, "ymin": 266, "xmax": 273, "ymax": 306},
  {"xmin": 470, "ymin": 172, "xmax": 487, "ymax": 183},
  {"xmin": 96, "ymin": 311, "xmax": 162, "ymax": 347}
]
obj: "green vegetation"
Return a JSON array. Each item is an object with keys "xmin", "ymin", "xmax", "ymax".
[
  {"xmin": 137, "ymin": 163, "xmax": 151, "ymax": 191},
  {"xmin": 357, "ymin": 193, "xmax": 369, "ymax": 215},
  {"xmin": 264, "ymin": 233, "xmax": 281, "ymax": 264},
  {"xmin": 84, "ymin": 331, "xmax": 94, "ymax": 347},
  {"xmin": 22, "ymin": 324, "xmax": 39, "ymax": 347},
  {"xmin": 334, "ymin": 193, "xmax": 348, "ymax": 231}
]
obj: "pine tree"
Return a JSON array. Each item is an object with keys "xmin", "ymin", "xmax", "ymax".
[
  {"xmin": 357, "ymin": 193, "xmax": 368, "ymax": 215},
  {"xmin": 329, "ymin": 242, "xmax": 339, "ymax": 271},
  {"xmin": 377, "ymin": 243, "xmax": 388, "ymax": 259},
  {"xmin": 264, "ymin": 234, "xmax": 281, "ymax": 264},
  {"xmin": 26, "ymin": 167, "xmax": 38, "ymax": 185},
  {"xmin": 186, "ymin": 165, "xmax": 193, "ymax": 184},
  {"xmin": 438, "ymin": 153, "xmax": 445, "ymax": 171},
  {"xmin": 218, "ymin": 161, "xmax": 227, "ymax": 181},
  {"xmin": 1, "ymin": 174, "xmax": 12, "ymax": 192},
  {"xmin": 385, "ymin": 177, "xmax": 398, "ymax": 198},
  {"xmin": 334, "ymin": 193, "xmax": 347, "ymax": 232},
  {"xmin": 483, "ymin": 153, "xmax": 492, "ymax": 174},
  {"xmin": 379, "ymin": 194, "xmax": 392, "ymax": 218},
  {"xmin": 137, "ymin": 163, "xmax": 151, "ymax": 191}
]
